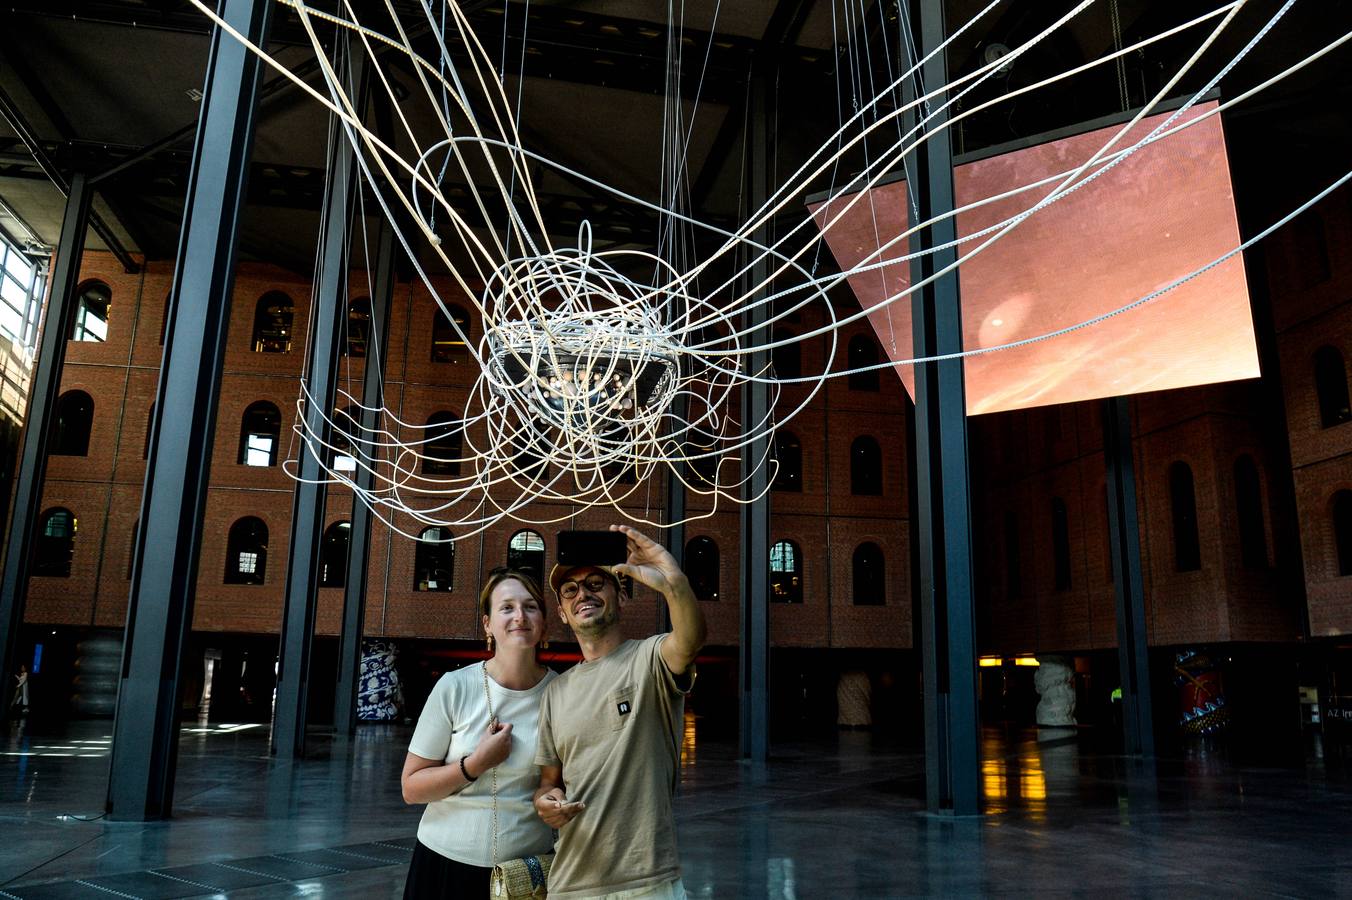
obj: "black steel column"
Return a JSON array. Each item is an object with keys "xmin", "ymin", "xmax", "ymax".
[
  {"xmin": 907, "ymin": 0, "xmax": 980, "ymax": 815},
  {"xmin": 273, "ymin": 42, "xmax": 366, "ymax": 757},
  {"xmin": 1104, "ymin": 396, "xmax": 1155, "ymax": 756},
  {"xmin": 661, "ymin": 391, "xmax": 687, "ymax": 636},
  {"xmin": 0, "ymin": 174, "xmax": 93, "ymax": 725},
  {"xmin": 738, "ymin": 67, "xmax": 771, "ymax": 763},
  {"xmin": 108, "ymin": 0, "xmax": 272, "ymax": 820},
  {"xmin": 333, "ymin": 217, "xmax": 396, "ymax": 736}
]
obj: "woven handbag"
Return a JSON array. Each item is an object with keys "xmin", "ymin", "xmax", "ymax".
[
  {"xmin": 483, "ymin": 663, "xmax": 553, "ymax": 899},
  {"xmin": 490, "ymin": 853, "xmax": 554, "ymax": 899}
]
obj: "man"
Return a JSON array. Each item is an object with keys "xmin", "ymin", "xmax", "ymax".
[{"xmin": 533, "ymin": 524, "xmax": 707, "ymax": 900}]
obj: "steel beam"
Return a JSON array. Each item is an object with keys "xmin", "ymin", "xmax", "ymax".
[
  {"xmin": 1104, "ymin": 396, "xmax": 1155, "ymax": 756},
  {"xmin": 332, "ymin": 218, "xmax": 396, "ymax": 736},
  {"xmin": 738, "ymin": 67, "xmax": 772, "ymax": 764},
  {"xmin": 0, "ymin": 173, "xmax": 92, "ymax": 726},
  {"xmin": 0, "ymin": 84, "xmax": 139, "ymax": 273},
  {"xmin": 107, "ymin": 0, "xmax": 272, "ymax": 820},
  {"xmin": 906, "ymin": 0, "xmax": 980, "ymax": 816},
  {"xmin": 273, "ymin": 40, "xmax": 367, "ymax": 757}
]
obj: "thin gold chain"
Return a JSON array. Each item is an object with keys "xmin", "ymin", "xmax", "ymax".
[{"xmin": 482, "ymin": 661, "xmax": 498, "ymax": 871}]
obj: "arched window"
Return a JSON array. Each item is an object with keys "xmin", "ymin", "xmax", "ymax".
[
  {"xmin": 345, "ymin": 297, "xmax": 371, "ymax": 358},
  {"xmin": 686, "ymin": 442, "xmax": 718, "ymax": 486},
  {"xmin": 1170, "ymin": 462, "xmax": 1201, "ymax": 572},
  {"xmin": 507, "ymin": 529, "xmax": 545, "ymax": 585},
  {"xmin": 423, "ymin": 411, "xmax": 463, "ymax": 476},
  {"xmin": 319, "ymin": 521, "xmax": 351, "ymax": 588},
  {"xmin": 770, "ymin": 540, "xmax": 803, "ymax": 603},
  {"xmin": 1051, "ymin": 497, "xmax": 1071, "ymax": 591},
  {"xmin": 1291, "ymin": 211, "xmax": 1331, "ymax": 290},
  {"xmin": 847, "ymin": 334, "xmax": 880, "ymax": 391},
  {"xmin": 143, "ymin": 403, "xmax": 155, "ymax": 460},
  {"xmin": 850, "ymin": 436, "xmax": 882, "ymax": 495},
  {"xmin": 1005, "ymin": 511, "xmax": 1022, "ymax": 598},
  {"xmin": 51, "ymin": 390, "xmax": 93, "ymax": 456},
  {"xmin": 224, "ymin": 517, "xmax": 268, "ymax": 584},
  {"xmin": 1234, "ymin": 456, "xmax": 1267, "ymax": 569},
  {"xmin": 332, "ymin": 405, "xmax": 358, "ymax": 473},
  {"xmin": 685, "ymin": 536, "xmax": 719, "ymax": 601},
  {"xmin": 252, "ymin": 292, "xmax": 294, "ymax": 353},
  {"xmin": 772, "ymin": 431, "xmax": 802, "ymax": 492},
  {"xmin": 415, "ymin": 526, "xmax": 455, "ymax": 592},
  {"xmin": 431, "ymin": 304, "xmax": 470, "ymax": 363},
  {"xmin": 1333, "ymin": 491, "xmax": 1352, "ymax": 577},
  {"xmin": 772, "ymin": 330, "xmax": 801, "ymax": 379},
  {"xmin": 238, "ymin": 401, "xmax": 281, "ymax": 467},
  {"xmin": 1314, "ymin": 346, "xmax": 1351, "ymax": 428},
  {"xmin": 34, "ymin": 507, "xmax": 76, "ymax": 577},
  {"xmin": 70, "ymin": 281, "xmax": 110, "ymax": 342},
  {"xmin": 852, "ymin": 542, "xmax": 885, "ymax": 605}
]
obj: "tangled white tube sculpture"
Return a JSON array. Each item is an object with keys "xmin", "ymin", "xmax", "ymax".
[{"xmin": 190, "ymin": 0, "xmax": 1351, "ymax": 541}]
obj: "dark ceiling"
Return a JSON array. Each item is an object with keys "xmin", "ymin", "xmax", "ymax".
[{"xmin": 0, "ymin": 0, "xmax": 1348, "ymax": 276}]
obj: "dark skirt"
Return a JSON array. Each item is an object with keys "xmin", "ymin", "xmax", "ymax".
[{"xmin": 403, "ymin": 840, "xmax": 491, "ymax": 899}]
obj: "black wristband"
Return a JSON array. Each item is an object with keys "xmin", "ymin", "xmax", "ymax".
[{"xmin": 459, "ymin": 755, "xmax": 477, "ymax": 782}]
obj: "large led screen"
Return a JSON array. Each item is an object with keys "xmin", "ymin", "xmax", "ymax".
[{"xmin": 811, "ymin": 101, "xmax": 1258, "ymax": 415}]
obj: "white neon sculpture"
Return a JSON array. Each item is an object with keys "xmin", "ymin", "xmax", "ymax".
[{"xmin": 189, "ymin": 0, "xmax": 1351, "ymax": 541}]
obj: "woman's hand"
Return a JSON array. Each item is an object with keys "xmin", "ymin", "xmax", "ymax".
[{"xmin": 468, "ymin": 718, "xmax": 513, "ymax": 774}]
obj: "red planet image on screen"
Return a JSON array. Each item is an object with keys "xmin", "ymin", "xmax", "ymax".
[{"xmin": 810, "ymin": 100, "xmax": 1259, "ymax": 415}]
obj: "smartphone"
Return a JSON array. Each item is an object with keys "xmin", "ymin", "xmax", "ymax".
[{"xmin": 557, "ymin": 529, "xmax": 628, "ymax": 567}]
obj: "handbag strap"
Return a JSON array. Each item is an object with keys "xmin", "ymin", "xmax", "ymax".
[{"xmin": 482, "ymin": 661, "xmax": 499, "ymax": 871}]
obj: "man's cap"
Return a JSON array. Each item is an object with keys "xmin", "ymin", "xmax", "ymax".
[{"xmin": 548, "ymin": 563, "xmax": 621, "ymax": 595}]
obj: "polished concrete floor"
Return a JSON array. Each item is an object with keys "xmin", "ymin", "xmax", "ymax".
[{"xmin": 2, "ymin": 715, "xmax": 1351, "ymax": 898}]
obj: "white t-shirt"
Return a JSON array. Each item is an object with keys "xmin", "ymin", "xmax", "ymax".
[{"xmin": 408, "ymin": 662, "xmax": 558, "ymax": 867}]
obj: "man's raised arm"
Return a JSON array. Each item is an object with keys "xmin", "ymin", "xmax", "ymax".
[{"xmin": 611, "ymin": 524, "xmax": 707, "ymax": 674}]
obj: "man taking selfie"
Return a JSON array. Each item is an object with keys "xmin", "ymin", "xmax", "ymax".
[{"xmin": 533, "ymin": 524, "xmax": 707, "ymax": 900}]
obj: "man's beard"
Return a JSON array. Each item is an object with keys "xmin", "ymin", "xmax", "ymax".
[{"xmin": 570, "ymin": 604, "xmax": 620, "ymax": 638}]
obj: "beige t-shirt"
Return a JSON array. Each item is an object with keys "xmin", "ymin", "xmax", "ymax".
[
  {"xmin": 534, "ymin": 634, "xmax": 693, "ymax": 900},
  {"xmin": 409, "ymin": 662, "xmax": 558, "ymax": 867}
]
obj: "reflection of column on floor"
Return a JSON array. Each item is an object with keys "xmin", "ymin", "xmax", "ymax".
[
  {"xmin": 200, "ymin": 648, "xmax": 222, "ymax": 723},
  {"xmin": 1035, "ymin": 656, "xmax": 1077, "ymax": 726},
  {"xmin": 72, "ymin": 632, "xmax": 121, "ymax": 717},
  {"xmin": 836, "ymin": 670, "xmax": 872, "ymax": 727}
]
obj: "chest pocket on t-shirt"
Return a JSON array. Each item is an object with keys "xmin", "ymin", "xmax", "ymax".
[{"xmin": 609, "ymin": 685, "xmax": 635, "ymax": 731}]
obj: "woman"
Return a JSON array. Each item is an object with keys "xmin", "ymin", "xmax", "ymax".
[{"xmin": 402, "ymin": 569, "xmax": 557, "ymax": 898}]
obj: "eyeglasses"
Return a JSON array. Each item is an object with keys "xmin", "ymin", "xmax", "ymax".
[
  {"xmin": 559, "ymin": 574, "xmax": 613, "ymax": 600},
  {"xmin": 488, "ymin": 565, "xmax": 530, "ymax": 577}
]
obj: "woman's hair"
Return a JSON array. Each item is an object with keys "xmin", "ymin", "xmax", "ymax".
[{"xmin": 478, "ymin": 567, "xmax": 547, "ymax": 618}]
